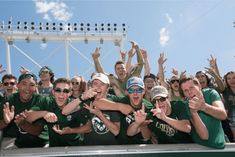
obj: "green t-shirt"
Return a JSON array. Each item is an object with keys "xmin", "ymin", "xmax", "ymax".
[
  {"xmin": 31, "ymin": 96, "xmax": 90, "ymax": 147},
  {"xmin": 191, "ymin": 88, "xmax": 225, "ymax": 149},
  {"xmin": 108, "ymin": 94, "xmax": 153, "ymax": 144},
  {"xmin": 148, "ymin": 101, "xmax": 193, "ymax": 144},
  {"xmin": 0, "ymin": 93, "xmax": 49, "ymax": 148}
]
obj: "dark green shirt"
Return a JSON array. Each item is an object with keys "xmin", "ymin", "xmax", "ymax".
[
  {"xmin": 148, "ymin": 101, "xmax": 193, "ymax": 144},
  {"xmin": 108, "ymin": 95, "xmax": 153, "ymax": 144},
  {"xmin": 0, "ymin": 93, "xmax": 48, "ymax": 148},
  {"xmin": 31, "ymin": 96, "xmax": 90, "ymax": 147}
]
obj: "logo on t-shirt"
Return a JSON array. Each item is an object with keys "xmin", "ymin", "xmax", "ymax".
[
  {"xmin": 92, "ymin": 114, "xmax": 110, "ymax": 134},
  {"xmin": 126, "ymin": 113, "xmax": 135, "ymax": 124},
  {"xmin": 155, "ymin": 121, "xmax": 177, "ymax": 136},
  {"xmin": 67, "ymin": 115, "xmax": 72, "ymax": 121}
]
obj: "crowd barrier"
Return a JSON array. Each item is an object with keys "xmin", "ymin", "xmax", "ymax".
[{"xmin": 1, "ymin": 143, "xmax": 235, "ymax": 157}]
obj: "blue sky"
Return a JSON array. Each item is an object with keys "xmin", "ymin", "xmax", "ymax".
[{"xmin": 0, "ymin": 0, "xmax": 235, "ymax": 81}]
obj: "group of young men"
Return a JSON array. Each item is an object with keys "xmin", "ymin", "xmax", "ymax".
[{"xmin": 0, "ymin": 42, "xmax": 228, "ymax": 149}]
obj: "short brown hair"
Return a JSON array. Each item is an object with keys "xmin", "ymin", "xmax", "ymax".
[
  {"xmin": 179, "ymin": 76, "xmax": 200, "ymax": 97},
  {"xmin": 2, "ymin": 74, "xmax": 17, "ymax": 83},
  {"xmin": 53, "ymin": 78, "xmax": 71, "ymax": 90},
  {"xmin": 114, "ymin": 60, "xmax": 125, "ymax": 70}
]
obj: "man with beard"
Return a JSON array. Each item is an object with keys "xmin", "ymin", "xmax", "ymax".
[
  {"xmin": 63, "ymin": 73, "xmax": 120, "ymax": 145},
  {"xmin": 0, "ymin": 73, "xmax": 48, "ymax": 149}
]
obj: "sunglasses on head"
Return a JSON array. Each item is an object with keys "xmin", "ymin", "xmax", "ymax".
[
  {"xmin": 128, "ymin": 88, "xmax": 144, "ymax": 94},
  {"xmin": 54, "ymin": 88, "xmax": 70, "ymax": 94},
  {"xmin": 3, "ymin": 82, "xmax": 16, "ymax": 86},
  {"xmin": 170, "ymin": 79, "xmax": 179, "ymax": 84},
  {"xmin": 72, "ymin": 82, "xmax": 80, "ymax": 85},
  {"xmin": 152, "ymin": 97, "xmax": 167, "ymax": 103}
]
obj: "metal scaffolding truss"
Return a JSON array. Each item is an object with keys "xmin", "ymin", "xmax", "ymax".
[{"xmin": 0, "ymin": 21, "xmax": 127, "ymax": 78}]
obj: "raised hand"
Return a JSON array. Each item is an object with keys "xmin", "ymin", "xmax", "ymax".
[
  {"xmin": 158, "ymin": 52, "xmax": 167, "ymax": 65},
  {"xmin": 3, "ymin": 102, "xmax": 15, "ymax": 125},
  {"xmin": 141, "ymin": 49, "xmax": 147, "ymax": 60},
  {"xmin": 207, "ymin": 54, "xmax": 217, "ymax": 70},
  {"xmin": 180, "ymin": 70, "xmax": 187, "ymax": 79},
  {"xmin": 0, "ymin": 64, "xmax": 6, "ymax": 74},
  {"xmin": 127, "ymin": 48, "xmax": 135, "ymax": 58},
  {"xmin": 172, "ymin": 68, "xmax": 179, "ymax": 76},
  {"xmin": 204, "ymin": 66, "xmax": 216, "ymax": 76},
  {"xmin": 129, "ymin": 40, "xmax": 139, "ymax": 49},
  {"xmin": 151, "ymin": 102, "xmax": 166, "ymax": 121},
  {"xmin": 92, "ymin": 47, "xmax": 101, "ymax": 59},
  {"xmin": 119, "ymin": 50, "xmax": 126, "ymax": 61},
  {"xmin": 19, "ymin": 66, "xmax": 30, "ymax": 74},
  {"xmin": 134, "ymin": 104, "xmax": 147, "ymax": 125}
]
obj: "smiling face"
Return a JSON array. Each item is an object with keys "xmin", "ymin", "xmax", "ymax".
[
  {"xmin": 2, "ymin": 78, "xmax": 17, "ymax": 96},
  {"xmin": 17, "ymin": 78, "xmax": 37, "ymax": 103},
  {"xmin": 71, "ymin": 77, "xmax": 81, "ymax": 91},
  {"xmin": 91, "ymin": 79, "xmax": 109, "ymax": 100},
  {"xmin": 225, "ymin": 72, "xmax": 235, "ymax": 88},
  {"xmin": 195, "ymin": 72, "xmax": 208, "ymax": 89}
]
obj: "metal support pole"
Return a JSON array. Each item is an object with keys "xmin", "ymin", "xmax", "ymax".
[
  {"xmin": 5, "ymin": 40, "xmax": 11, "ymax": 74},
  {"xmin": 65, "ymin": 40, "xmax": 70, "ymax": 79}
]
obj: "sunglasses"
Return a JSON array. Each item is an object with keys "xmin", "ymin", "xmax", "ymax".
[
  {"xmin": 128, "ymin": 88, "xmax": 144, "ymax": 94},
  {"xmin": 170, "ymin": 80, "xmax": 179, "ymax": 84},
  {"xmin": 72, "ymin": 82, "xmax": 80, "ymax": 85},
  {"xmin": 39, "ymin": 71, "xmax": 49, "ymax": 75},
  {"xmin": 3, "ymin": 82, "xmax": 16, "ymax": 86},
  {"xmin": 152, "ymin": 97, "xmax": 167, "ymax": 103},
  {"xmin": 54, "ymin": 88, "xmax": 70, "ymax": 94}
]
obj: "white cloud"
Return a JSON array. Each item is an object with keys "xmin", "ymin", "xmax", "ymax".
[
  {"xmin": 34, "ymin": 0, "xmax": 72, "ymax": 22},
  {"xmin": 165, "ymin": 13, "xmax": 173, "ymax": 24},
  {"xmin": 43, "ymin": 13, "xmax": 51, "ymax": 21},
  {"xmin": 159, "ymin": 27, "xmax": 170, "ymax": 47}
]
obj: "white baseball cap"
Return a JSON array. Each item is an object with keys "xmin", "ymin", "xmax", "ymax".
[{"xmin": 91, "ymin": 73, "xmax": 110, "ymax": 85}]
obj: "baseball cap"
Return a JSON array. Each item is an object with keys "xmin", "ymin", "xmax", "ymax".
[
  {"xmin": 151, "ymin": 85, "xmax": 168, "ymax": 101},
  {"xmin": 18, "ymin": 73, "xmax": 37, "ymax": 83},
  {"xmin": 91, "ymin": 73, "xmax": 110, "ymax": 85},
  {"xmin": 126, "ymin": 76, "xmax": 144, "ymax": 89}
]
